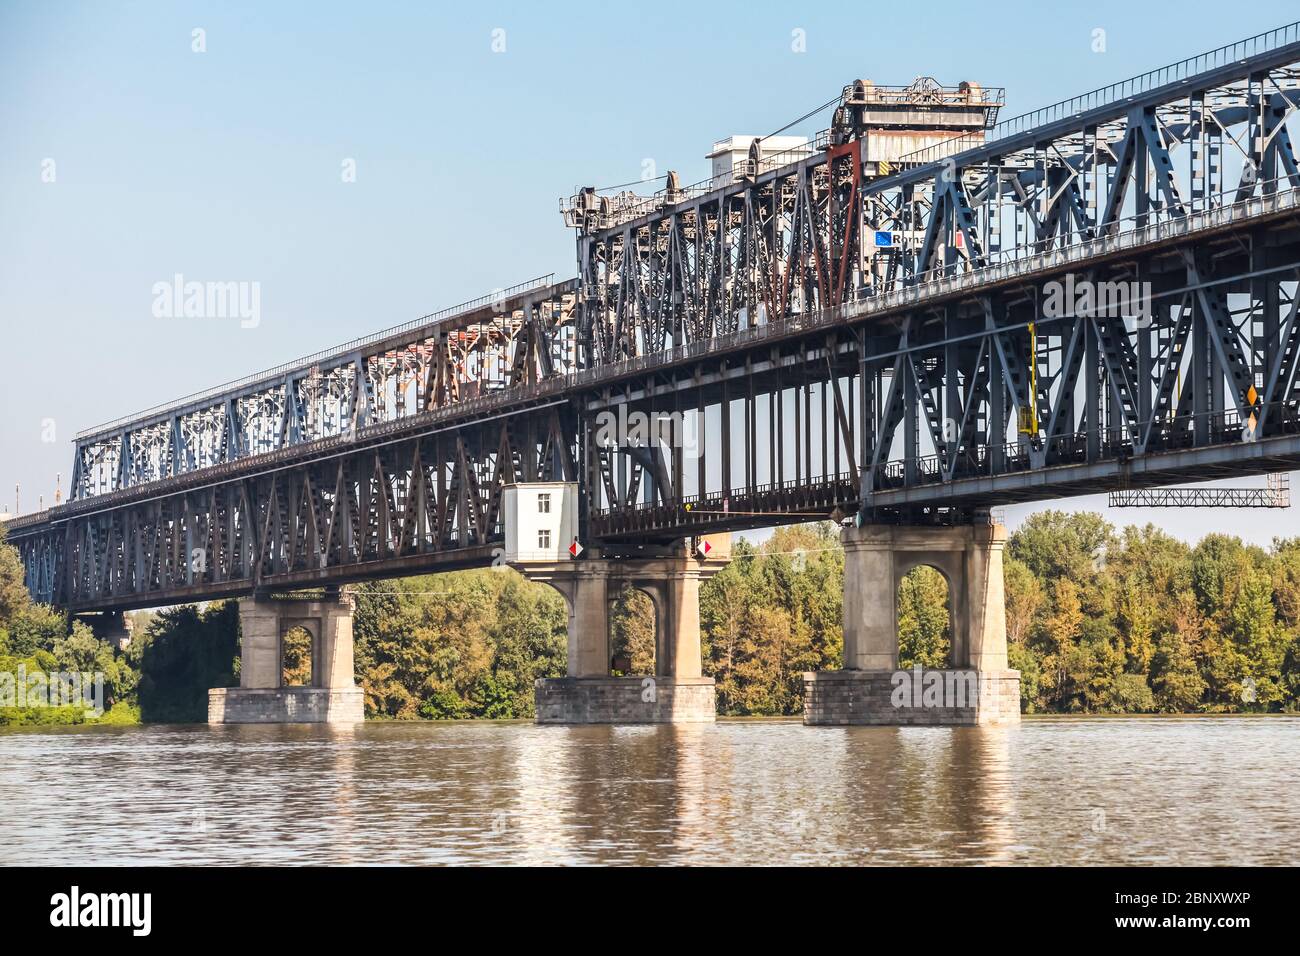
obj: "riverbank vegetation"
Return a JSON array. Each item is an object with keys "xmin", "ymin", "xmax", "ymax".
[
  {"xmin": 2, "ymin": 512, "xmax": 1299, "ymax": 723},
  {"xmin": 0, "ymin": 529, "xmax": 137, "ymax": 725},
  {"xmin": 1003, "ymin": 512, "xmax": 1300, "ymax": 713}
]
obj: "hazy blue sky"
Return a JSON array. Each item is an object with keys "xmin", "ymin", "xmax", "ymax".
[{"xmin": 2, "ymin": 1, "xmax": 1297, "ymax": 543}]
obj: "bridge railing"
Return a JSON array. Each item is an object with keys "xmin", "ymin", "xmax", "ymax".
[
  {"xmin": 865, "ymin": 401, "xmax": 1300, "ymax": 494},
  {"xmin": 994, "ymin": 20, "xmax": 1300, "ymax": 141},
  {"xmin": 75, "ymin": 274, "xmax": 558, "ymax": 442},
  {"xmin": 589, "ymin": 471, "xmax": 858, "ymax": 521},
  {"xmin": 887, "ymin": 175, "xmax": 1300, "ymax": 299},
  {"xmin": 902, "ymin": 20, "xmax": 1300, "ymax": 165}
]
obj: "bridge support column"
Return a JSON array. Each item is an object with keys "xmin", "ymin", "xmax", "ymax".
[
  {"xmin": 523, "ymin": 542, "xmax": 728, "ymax": 723},
  {"xmin": 208, "ymin": 588, "xmax": 364, "ymax": 724},
  {"xmin": 568, "ymin": 561, "xmax": 616, "ymax": 678},
  {"xmin": 75, "ymin": 610, "xmax": 134, "ymax": 651},
  {"xmin": 652, "ymin": 565, "xmax": 704, "ymax": 680},
  {"xmin": 804, "ymin": 522, "xmax": 1019, "ymax": 726}
]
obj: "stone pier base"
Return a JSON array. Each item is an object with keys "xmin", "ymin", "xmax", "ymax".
[
  {"xmin": 208, "ymin": 686, "xmax": 365, "ymax": 724},
  {"xmin": 803, "ymin": 669, "xmax": 1021, "ymax": 726},
  {"xmin": 208, "ymin": 588, "xmax": 364, "ymax": 724},
  {"xmin": 535, "ymin": 677, "xmax": 716, "ymax": 724}
]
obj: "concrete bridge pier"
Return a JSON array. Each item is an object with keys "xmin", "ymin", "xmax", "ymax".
[
  {"xmin": 804, "ymin": 522, "xmax": 1020, "ymax": 726},
  {"xmin": 208, "ymin": 587, "xmax": 365, "ymax": 724},
  {"xmin": 525, "ymin": 543, "xmax": 728, "ymax": 723}
]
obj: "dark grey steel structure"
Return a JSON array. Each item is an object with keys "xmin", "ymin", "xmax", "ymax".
[
  {"xmin": 1109, "ymin": 472, "xmax": 1289, "ymax": 507},
  {"xmin": 8, "ymin": 22, "xmax": 1300, "ymax": 611}
]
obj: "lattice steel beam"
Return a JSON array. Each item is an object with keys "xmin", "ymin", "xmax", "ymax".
[{"xmin": 1109, "ymin": 473, "xmax": 1290, "ymax": 507}]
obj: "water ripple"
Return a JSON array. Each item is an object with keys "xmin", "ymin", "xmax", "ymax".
[{"xmin": 0, "ymin": 718, "xmax": 1296, "ymax": 865}]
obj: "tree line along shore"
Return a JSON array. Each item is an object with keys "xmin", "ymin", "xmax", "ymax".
[{"xmin": 2, "ymin": 510, "xmax": 1299, "ymax": 724}]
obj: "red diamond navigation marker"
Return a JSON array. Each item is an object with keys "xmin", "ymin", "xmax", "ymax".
[{"xmin": 569, "ymin": 539, "xmax": 584, "ymax": 558}]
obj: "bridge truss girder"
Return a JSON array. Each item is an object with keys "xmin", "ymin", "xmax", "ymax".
[
  {"xmin": 569, "ymin": 47, "xmax": 1300, "ymax": 373},
  {"xmin": 21, "ymin": 406, "xmax": 579, "ymax": 611},
  {"xmin": 68, "ymin": 279, "xmax": 580, "ymax": 502},
  {"xmin": 582, "ymin": 213, "xmax": 1300, "ymax": 538},
  {"xmin": 12, "ymin": 24, "xmax": 1300, "ymax": 609}
]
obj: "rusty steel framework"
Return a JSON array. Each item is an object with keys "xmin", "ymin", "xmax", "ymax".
[
  {"xmin": 10, "ymin": 277, "xmax": 587, "ymax": 610},
  {"xmin": 567, "ymin": 22, "xmax": 1300, "ymax": 534},
  {"xmin": 17, "ymin": 404, "xmax": 581, "ymax": 611},
  {"xmin": 68, "ymin": 277, "xmax": 580, "ymax": 499},
  {"xmin": 9, "ymin": 21, "xmax": 1300, "ymax": 610}
]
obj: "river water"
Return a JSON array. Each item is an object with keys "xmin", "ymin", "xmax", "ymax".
[{"xmin": 1, "ymin": 717, "xmax": 1296, "ymax": 866}]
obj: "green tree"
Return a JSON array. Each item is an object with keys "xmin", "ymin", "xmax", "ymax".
[
  {"xmin": 701, "ymin": 525, "xmax": 842, "ymax": 716},
  {"xmin": 127, "ymin": 601, "xmax": 240, "ymax": 722},
  {"xmin": 0, "ymin": 526, "xmax": 32, "ymax": 627},
  {"xmin": 611, "ymin": 585, "xmax": 656, "ymax": 674},
  {"xmin": 1150, "ymin": 594, "xmax": 1208, "ymax": 712},
  {"xmin": 897, "ymin": 566, "xmax": 950, "ymax": 668},
  {"xmin": 281, "ymin": 626, "xmax": 313, "ymax": 686},
  {"xmin": 1004, "ymin": 557, "xmax": 1044, "ymax": 648},
  {"xmin": 1010, "ymin": 510, "xmax": 1114, "ymax": 586},
  {"xmin": 352, "ymin": 570, "xmax": 566, "ymax": 720}
]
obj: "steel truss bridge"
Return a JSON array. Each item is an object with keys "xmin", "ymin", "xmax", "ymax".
[{"xmin": 9, "ymin": 22, "xmax": 1300, "ymax": 612}]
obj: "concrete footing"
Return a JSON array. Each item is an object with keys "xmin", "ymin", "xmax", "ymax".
[
  {"xmin": 803, "ymin": 669, "xmax": 1021, "ymax": 726},
  {"xmin": 535, "ymin": 676, "xmax": 716, "ymax": 724},
  {"xmin": 208, "ymin": 686, "xmax": 365, "ymax": 724}
]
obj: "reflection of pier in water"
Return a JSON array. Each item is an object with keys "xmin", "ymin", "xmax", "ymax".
[{"xmin": 502, "ymin": 723, "xmax": 1020, "ymax": 865}]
